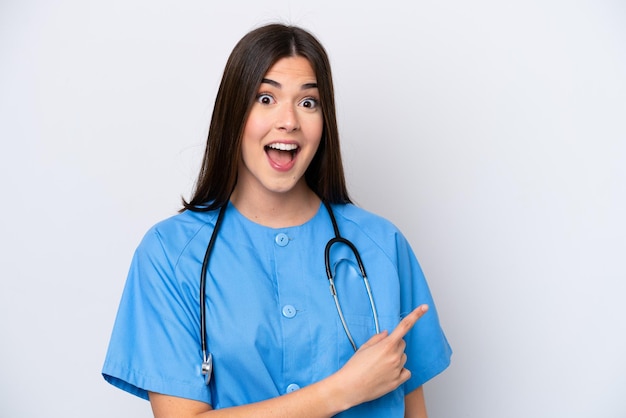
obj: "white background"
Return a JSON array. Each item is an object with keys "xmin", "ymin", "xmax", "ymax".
[{"xmin": 1, "ymin": 1, "xmax": 625, "ymax": 417}]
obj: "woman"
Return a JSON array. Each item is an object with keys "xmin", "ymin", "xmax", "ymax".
[{"xmin": 103, "ymin": 24, "xmax": 451, "ymax": 417}]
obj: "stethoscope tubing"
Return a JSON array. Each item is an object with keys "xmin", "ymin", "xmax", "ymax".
[
  {"xmin": 322, "ymin": 201, "xmax": 380, "ymax": 350},
  {"xmin": 199, "ymin": 203, "xmax": 227, "ymax": 384},
  {"xmin": 199, "ymin": 201, "xmax": 380, "ymax": 385},
  {"xmin": 324, "ymin": 235, "xmax": 380, "ymax": 350}
]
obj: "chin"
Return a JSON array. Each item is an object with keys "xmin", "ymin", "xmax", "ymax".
[{"xmin": 264, "ymin": 178, "xmax": 306, "ymax": 195}]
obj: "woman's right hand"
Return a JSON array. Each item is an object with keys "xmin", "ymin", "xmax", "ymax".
[{"xmin": 331, "ymin": 305, "xmax": 429, "ymax": 408}]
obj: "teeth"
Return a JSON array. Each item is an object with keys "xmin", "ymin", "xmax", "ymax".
[{"xmin": 267, "ymin": 143, "xmax": 298, "ymax": 151}]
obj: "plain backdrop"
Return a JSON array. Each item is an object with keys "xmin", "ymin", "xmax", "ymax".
[{"xmin": 1, "ymin": 1, "xmax": 625, "ymax": 417}]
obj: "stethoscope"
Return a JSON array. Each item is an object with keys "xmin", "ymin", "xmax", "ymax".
[{"xmin": 199, "ymin": 201, "xmax": 380, "ymax": 385}]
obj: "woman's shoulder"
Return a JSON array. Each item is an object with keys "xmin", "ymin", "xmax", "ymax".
[
  {"xmin": 333, "ymin": 203, "xmax": 400, "ymax": 234},
  {"xmin": 152, "ymin": 208, "xmax": 218, "ymax": 233},
  {"xmin": 331, "ymin": 203, "xmax": 407, "ymax": 247},
  {"xmin": 136, "ymin": 208, "xmax": 220, "ymax": 258}
]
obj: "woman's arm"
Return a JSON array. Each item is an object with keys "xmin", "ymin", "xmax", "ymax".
[
  {"xmin": 404, "ymin": 386, "xmax": 428, "ymax": 418},
  {"xmin": 149, "ymin": 305, "xmax": 429, "ymax": 418},
  {"xmin": 149, "ymin": 377, "xmax": 343, "ymax": 418}
]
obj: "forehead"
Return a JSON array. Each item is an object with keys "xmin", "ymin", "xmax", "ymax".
[{"xmin": 263, "ymin": 56, "xmax": 317, "ymax": 82}]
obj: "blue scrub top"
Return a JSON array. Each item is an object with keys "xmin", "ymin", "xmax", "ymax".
[{"xmin": 103, "ymin": 203, "xmax": 451, "ymax": 416}]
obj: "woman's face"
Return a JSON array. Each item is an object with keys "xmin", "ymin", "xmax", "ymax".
[{"xmin": 237, "ymin": 56, "xmax": 323, "ymax": 199}]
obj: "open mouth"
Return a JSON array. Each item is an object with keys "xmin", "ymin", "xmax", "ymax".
[{"xmin": 265, "ymin": 143, "xmax": 299, "ymax": 167}]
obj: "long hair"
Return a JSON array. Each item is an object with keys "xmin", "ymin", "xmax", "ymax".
[{"xmin": 183, "ymin": 24, "xmax": 351, "ymax": 212}]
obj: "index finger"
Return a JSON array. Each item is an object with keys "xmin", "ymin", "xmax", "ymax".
[{"xmin": 389, "ymin": 304, "xmax": 429, "ymax": 340}]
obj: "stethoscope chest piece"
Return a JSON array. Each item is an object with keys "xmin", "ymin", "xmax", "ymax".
[{"xmin": 202, "ymin": 353, "xmax": 213, "ymax": 385}]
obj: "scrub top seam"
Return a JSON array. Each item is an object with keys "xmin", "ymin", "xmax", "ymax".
[
  {"xmin": 332, "ymin": 205, "xmax": 402, "ymax": 278},
  {"xmin": 161, "ymin": 211, "xmax": 219, "ymax": 272}
]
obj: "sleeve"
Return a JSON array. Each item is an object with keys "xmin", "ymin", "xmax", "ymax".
[
  {"xmin": 396, "ymin": 232, "xmax": 452, "ymax": 394},
  {"xmin": 101, "ymin": 227, "xmax": 212, "ymax": 404}
]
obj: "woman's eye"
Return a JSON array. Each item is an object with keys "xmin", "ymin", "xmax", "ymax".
[
  {"xmin": 300, "ymin": 98, "xmax": 319, "ymax": 109},
  {"xmin": 256, "ymin": 94, "xmax": 274, "ymax": 105}
]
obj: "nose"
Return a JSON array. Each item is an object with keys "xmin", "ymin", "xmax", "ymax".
[{"xmin": 275, "ymin": 104, "xmax": 300, "ymax": 132}]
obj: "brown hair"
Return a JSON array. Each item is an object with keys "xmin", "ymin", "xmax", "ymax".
[{"xmin": 182, "ymin": 24, "xmax": 351, "ymax": 212}]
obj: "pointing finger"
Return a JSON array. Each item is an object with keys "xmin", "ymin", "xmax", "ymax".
[{"xmin": 389, "ymin": 304, "xmax": 428, "ymax": 341}]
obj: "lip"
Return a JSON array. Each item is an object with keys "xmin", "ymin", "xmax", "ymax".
[{"xmin": 265, "ymin": 140, "xmax": 300, "ymax": 172}]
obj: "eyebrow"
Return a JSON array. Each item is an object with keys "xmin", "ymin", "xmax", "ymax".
[{"xmin": 261, "ymin": 78, "xmax": 318, "ymax": 90}]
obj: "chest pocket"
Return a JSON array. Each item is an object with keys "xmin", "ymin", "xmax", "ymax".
[
  {"xmin": 332, "ymin": 277, "xmax": 406, "ymax": 418},
  {"xmin": 332, "ymin": 259, "xmax": 397, "ymax": 357},
  {"xmin": 331, "ymin": 255, "xmax": 404, "ymax": 417}
]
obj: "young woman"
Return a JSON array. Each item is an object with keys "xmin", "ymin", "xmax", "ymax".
[{"xmin": 103, "ymin": 24, "xmax": 451, "ymax": 417}]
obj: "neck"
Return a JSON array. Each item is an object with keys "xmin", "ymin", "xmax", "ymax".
[{"xmin": 230, "ymin": 182, "xmax": 321, "ymax": 228}]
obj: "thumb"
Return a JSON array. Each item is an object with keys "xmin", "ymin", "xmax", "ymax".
[{"xmin": 358, "ymin": 330, "xmax": 389, "ymax": 350}]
